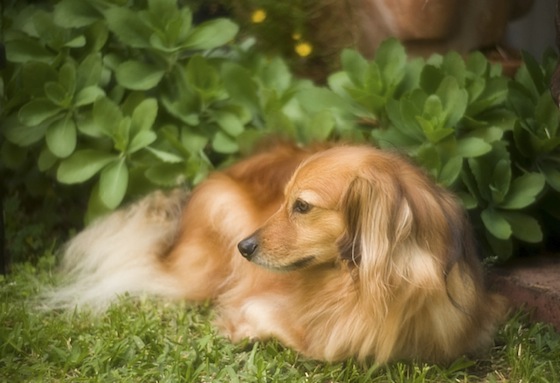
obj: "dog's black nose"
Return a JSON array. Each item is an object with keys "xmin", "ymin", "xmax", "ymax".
[{"xmin": 238, "ymin": 235, "xmax": 258, "ymax": 260}]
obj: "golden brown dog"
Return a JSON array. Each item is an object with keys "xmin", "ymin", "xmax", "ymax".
[{"xmin": 45, "ymin": 142, "xmax": 506, "ymax": 364}]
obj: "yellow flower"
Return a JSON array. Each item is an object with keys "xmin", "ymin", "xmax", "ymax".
[
  {"xmin": 292, "ymin": 32, "xmax": 302, "ymax": 40},
  {"xmin": 295, "ymin": 41, "xmax": 312, "ymax": 57},
  {"xmin": 251, "ymin": 9, "xmax": 266, "ymax": 23}
]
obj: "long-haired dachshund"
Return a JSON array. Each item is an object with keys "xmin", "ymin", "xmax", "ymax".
[{"xmin": 45, "ymin": 142, "xmax": 507, "ymax": 364}]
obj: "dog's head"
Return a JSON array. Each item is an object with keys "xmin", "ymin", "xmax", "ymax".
[{"xmin": 238, "ymin": 145, "xmax": 474, "ymax": 284}]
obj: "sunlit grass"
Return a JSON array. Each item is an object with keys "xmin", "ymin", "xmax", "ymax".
[{"xmin": 2, "ymin": 255, "xmax": 559, "ymax": 382}]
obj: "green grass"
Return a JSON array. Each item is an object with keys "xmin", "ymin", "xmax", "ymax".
[{"xmin": 2, "ymin": 255, "xmax": 560, "ymax": 383}]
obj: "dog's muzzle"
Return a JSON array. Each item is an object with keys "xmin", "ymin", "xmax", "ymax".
[{"xmin": 238, "ymin": 234, "xmax": 259, "ymax": 260}]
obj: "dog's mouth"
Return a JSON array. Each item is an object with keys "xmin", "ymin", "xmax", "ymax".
[{"xmin": 252, "ymin": 255, "xmax": 316, "ymax": 272}]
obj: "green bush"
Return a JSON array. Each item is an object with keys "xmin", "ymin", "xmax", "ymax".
[
  {"xmin": 2, "ymin": 0, "xmax": 559, "ymax": 260},
  {"xmin": 326, "ymin": 42, "xmax": 560, "ymax": 259},
  {"xmin": 1, "ymin": 0, "xmax": 315, "ymax": 221}
]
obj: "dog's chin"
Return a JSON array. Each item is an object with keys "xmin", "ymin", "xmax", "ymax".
[{"xmin": 249, "ymin": 255, "xmax": 317, "ymax": 272}]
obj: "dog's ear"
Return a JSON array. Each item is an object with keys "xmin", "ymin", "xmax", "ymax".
[
  {"xmin": 338, "ymin": 176, "xmax": 414, "ymax": 272},
  {"xmin": 339, "ymin": 168, "xmax": 484, "ymax": 310}
]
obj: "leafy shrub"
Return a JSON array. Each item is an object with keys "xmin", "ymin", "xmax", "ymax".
[
  {"xmin": 1, "ymin": 0, "xmax": 316, "ymax": 221},
  {"xmin": 2, "ymin": 0, "xmax": 559, "ymax": 260},
  {"xmin": 324, "ymin": 41, "xmax": 560, "ymax": 260}
]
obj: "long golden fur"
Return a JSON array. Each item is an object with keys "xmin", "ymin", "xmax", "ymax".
[{"xmin": 45, "ymin": 142, "xmax": 507, "ymax": 364}]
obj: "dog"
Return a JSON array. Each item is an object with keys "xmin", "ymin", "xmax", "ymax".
[{"xmin": 44, "ymin": 142, "xmax": 507, "ymax": 364}]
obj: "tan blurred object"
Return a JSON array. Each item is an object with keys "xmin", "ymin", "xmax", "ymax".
[
  {"xmin": 234, "ymin": 0, "xmax": 534, "ymax": 80},
  {"xmin": 348, "ymin": 0, "xmax": 535, "ymax": 57},
  {"xmin": 305, "ymin": 0, "xmax": 534, "ymax": 79}
]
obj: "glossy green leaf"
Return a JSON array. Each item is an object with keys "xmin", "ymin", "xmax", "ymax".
[
  {"xmin": 465, "ymin": 51, "xmax": 488, "ymax": 77},
  {"xmin": 93, "ymin": 97, "xmax": 122, "ymax": 135},
  {"xmin": 18, "ymin": 99, "xmax": 62, "ymax": 127},
  {"xmin": 500, "ymin": 173, "xmax": 545, "ymax": 209},
  {"xmin": 222, "ymin": 63, "xmax": 260, "ymax": 112},
  {"xmin": 541, "ymin": 163, "xmax": 560, "ymax": 192},
  {"xmin": 441, "ymin": 51, "xmax": 467, "ymax": 85},
  {"xmin": 386, "ymin": 96, "xmax": 424, "ymax": 142},
  {"xmin": 147, "ymin": 1, "xmax": 193, "ymax": 50},
  {"xmin": 37, "ymin": 148, "xmax": 58, "ymax": 172},
  {"xmin": 57, "ymin": 149, "xmax": 117, "ymax": 184},
  {"xmin": 502, "ymin": 211, "xmax": 543, "ymax": 243},
  {"xmin": 44, "ymin": 82, "xmax": 71, "ymax": 106},
  {"xmin": 105, "ymin": 7, "xmax": 152, "ymax": 48},
  {"xmin": 468, "ymin": 77, "xmax": 508, "ymax": 116},
  {"xmin": 58, "ymin": 62, "xmax": 77, "ymax": 96},
  {"xmin": 99, "ymin": 158, "xmax": 129, "ymax": 209},
  {"xmin": 466, "ymin": 126, "xmax": 503, "ymax": 144},
  {"xmin": 485, "ymin": 231, "xmax": 513, "ymax": 260},
  {"xmin": 307, "ymin": 110, "xmax": 335, "ymax": 142},
  {"xmin": 77, "ymin": 113, "xmax": 104, "ymax": 138},
  {"xmin": 131, "ymin": 98, "xmax": 158, "ymax": 133},
  {"xmin": 3, "ymin": 115, "xmax": 48, "ymax": 146},
  {"xmin": 85, "ymin": 183, "xmax": 112, "ymax": 223},
  {"xmin": 186, "ymin": 55, "xmax": 220, "ymax": 96},
  {"xmin": 341, "ymin": 49, "xmax": 368, "ymax": 85},
  {"xmin": 145, "ymin": 147, "xmax": 184, "ymax": 163},
  {"xmin": 438, "ymin": 156, "xmax": 462, "ymax": 187},
  {"xmin": 85, "ymin": 22, "xmax": 110, "ymax": 53},
  {"xmin": 145, "ymin": 163, "xmax": 186, "ymax": 186},
  {"xmin": 415, "ymin": 145, "xmax": 440, "ymax": 178},
  {"xmin": 456, "ymin": 137, "xmax": 492, "ymax": 158},
  {"xmin": 466, "ymin": 77, "xmax": 486, "ymax": 103},
  {"xmin": 520, "ymin": 51, "xmax": 546, "ymax": 96},
  {"xmin": 298, "ymin": 87, "xmax": 351, "ymax": 114},
  {"xmin": 32, "ymin": 10, "xmax": 67, "ymax": 50},
  {"xmin": 490, "ymin": 159, "xmax": 511, "ymax": 204},
  {"xmin": 54, "ymin": 0, "xmax": 101, "ymax": 28},
  {"xmin": 22, "ymin": 62, "xmax": 58, "ymax": 97},
  {"xmin": 481, "ymin": 208, "xmax": 512, "ymax": 240},
  {"xmin": 212, "ymin": 131, "xmax": 238, "ymax": 154},
  {"xmin": 74, "ymin": 86, "xmax": 105, "ymax": 107},
  {"xmin": 467, "ymin": 142, "xmax": 510, "ymax": 202},
  {"xmin": 180, "ymin": 127, "xmax": 209, "ymax": 154},
  {"xmin": 64, "ymin": 35, "xmax": 86, "ymax": 48},
  {"xmin": 147, "ymin": 0, "xmax": 182, "ymax": 30},
  {"xmin": 420, "ymin": 65, "xmax": 444, "ymax": 94},
  {"xmin": 46, "ymin": 114, "xmax": 77, "ymax": 158},
  {"xmin": 128, "ymin": 131, "xmax": 157, "ymax": 154},
  {"xmin": 5, "ymin": 38, "xmax": 55, "ymax": 63},
  {"xmin": 535, "ymin": 93, "xmax": 559, "ymax": 137},
  {"xmin": 212, "ymin": 110, "xmax": 244, "ymax": 137},
  {"xmin": 38, "ymin": 147, "xmax": 58, "ymax": 172},
  {"xmin": 261, "ymin": 57, "xmax": 292, "ymax": 92},
  {"xmin": 375, "ymin": 38, "xmax": 406, "ymax": 89},
  {"xmin": 327, "ymin": 72, "xmax": 352, "ymax": 99},
  {"xmin": 437, "ymin": 77, "xmax": 468, "ymax": 127},
  {"xmin": 76, "ymin": 53, "xmax": 104, "ymax": 90},
  {"xmin": 114, "ymin": 117, "xmax": 132, "ymax": 153},
  {"xmin": 115, "ymin": 61, "xmax": 166, "ymax": 90},
  {"xmin": 457, "ymin": 191, "xmax": 478, "ymax": 209},
  {"xmin": 183, "ymin": 18, "xmax": 238, "ymax": 50}
]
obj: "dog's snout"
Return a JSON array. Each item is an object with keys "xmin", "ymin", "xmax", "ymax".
[{"xmin": 238, "ymin": 235, "xmax": 259, "ymax": 260}]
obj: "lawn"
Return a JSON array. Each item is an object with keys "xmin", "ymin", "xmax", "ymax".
[{"xmin": 1, "ymin": 253, "xmax": 559, "ymax": 383}]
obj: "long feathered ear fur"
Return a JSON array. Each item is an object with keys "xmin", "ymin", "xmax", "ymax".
[
  {"xmin": 339, "ymin": 175, "xmax": 415, "ymax": 300},
  {"xmin": 337, "ymin": 160, "xmax": 507, "ymax": 363}
]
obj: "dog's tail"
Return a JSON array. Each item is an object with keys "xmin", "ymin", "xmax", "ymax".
[{"xmin": 40, "ymin": 189, "xmax": 189, "ymax": 312}]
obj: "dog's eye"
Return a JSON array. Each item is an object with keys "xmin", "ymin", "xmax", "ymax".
[{"xmin": 293, "ymin": 199, "xmax": 311, "ymax": 214}]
